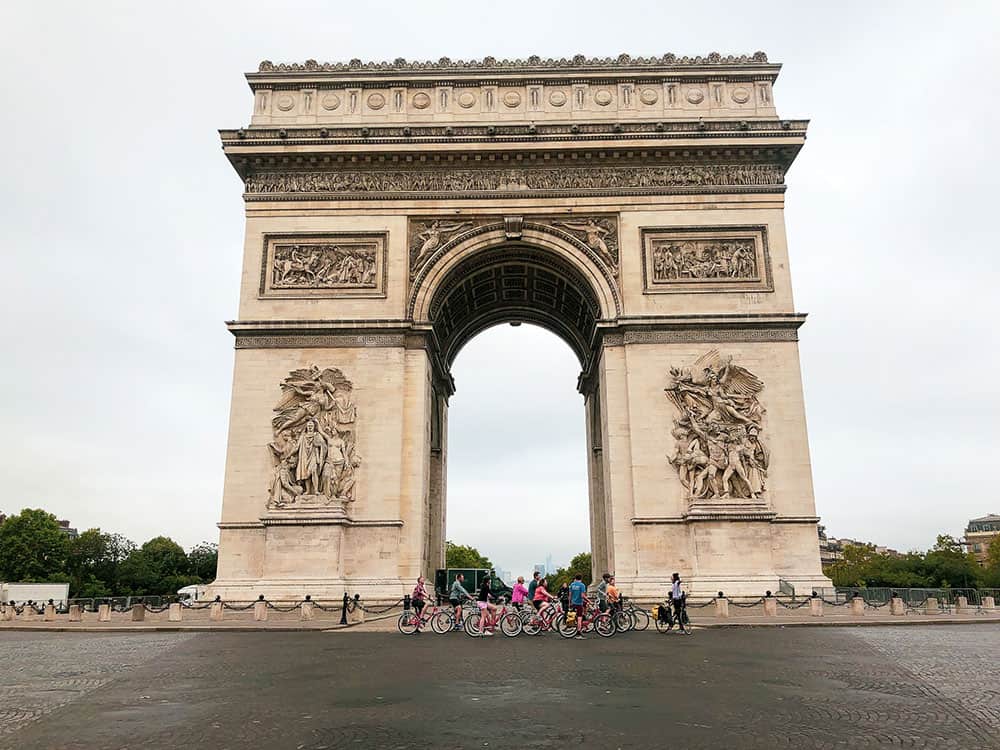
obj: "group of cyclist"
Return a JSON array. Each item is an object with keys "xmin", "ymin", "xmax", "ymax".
[{"xmin": 408, "ymin": 568, "xmax": 687, "ymax": 637}]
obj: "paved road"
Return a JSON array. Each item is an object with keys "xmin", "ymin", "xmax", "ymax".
[{"xmin": 3, "ymin": 625, "xmax": 999, "ymax": 749}]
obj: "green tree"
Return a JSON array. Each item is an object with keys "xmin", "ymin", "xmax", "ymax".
[
  {"xmin": 187, "ymin": 542, "xmax": 218, "ymax": 581},
  {"xmin": 0, "ymin": 508, "xmax": 69, "ymax": 582},
  {"xmin": 64, "ymin": 529, "xmax": 136, "ymax": 597},
  {"xmin": 985, "ymin": 536, "xmax": 1000, "ymax": 570},
  {"xmin": 119, "ymin": 536, "xmax": 197, "ymax": 595},
  {"xmin": 548, "ymin": 551, "xmax": 592, "ymax": 591},
  {"xmin": 445, "ymin": 541, "xmax": 492, "ymax": 570}
]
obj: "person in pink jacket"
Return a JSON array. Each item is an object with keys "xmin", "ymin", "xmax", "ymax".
[{"xmin": 510, "ymin": 576, "xmax": 529, "ymax": 612}]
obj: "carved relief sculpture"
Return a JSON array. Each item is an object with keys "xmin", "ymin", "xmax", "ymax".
[
  {"xmin": 267, "ymin": 366, "xmax": 361, "ymax": 510},
  {"xmin": 664, "ymin": 351, "xmax": 769, "ymax": 501},
  {"xmin": 260, "ymin": 233, "xmax": 386, "ymax": 298},
  {"xmin": 652, "ymin": 239, "xmax": 756, "ymax": 281},
  {"xmin": 553, "ymin": 218, "xmax": 619, "ymax": 272},
  {"xmin": 641, "ymin": 226, "xmax": 772, "ymax": 294},
  {"xmin": 411, "ymin": 220, "xmax": 473, "ymax": 276}
]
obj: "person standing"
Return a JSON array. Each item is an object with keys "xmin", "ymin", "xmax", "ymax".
[
  {"xmin": 670, "ymin": 572, "xmax": 685, "ymax": 626},
  {"xmin": 511, "ymin": 576, "xmax": 529, "ymax": 611},
  {"xmin": 557, "ymin": 580, "xmax": 571, "ymax": 614},
  {"xmin": 569, "ymin": 574, "xmax": 589, "ymax": 639},
  {"xmin": 527, "ymin": 571, "xmax": 542, "ymax": 610},
  {"xmin": 596, "ymin": 573, "xmax": 611, "ymax": 612},
  {"xmin": 606, "ymin": 575, "xmax": 621, "ymax": 614},
  {"xmin": 411, "ymin": 576, "xmax": 428, "ymax": 634}
]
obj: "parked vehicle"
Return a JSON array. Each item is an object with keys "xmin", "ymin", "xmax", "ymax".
[{"xmin": 0, "ymin": 582, "xmax": 70, "ymax": 607}]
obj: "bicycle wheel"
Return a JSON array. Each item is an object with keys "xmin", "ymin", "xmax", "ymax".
[
  {"xmin": 612, "ymin": 610, "xmax": 633, "ymax": 633},
  {"xmin": 463, "ymin": 611, "xmax": 483, "ymax": 636},
  {"xmin": 500, "ymin": 612, "xmax": 523, "ymax": 637},
  {"xmin": 654, "ymin": 612, "xmax": 672, "ymax": 633},
  {"xmin": 397, "ymin": 612, "xmax": 418, "ymax": 635},
  {"xmin": 557, "ymin": 614, "xmax": 578, "ymax": 639},
  {"xmin": 679, "ymin": 609, "xmax": 692, "ymax": 634},
  {"xmin": 594, "ymin": 613, "xmax": 616, "ymax": 637},
  {"xmin": 631, "ymin": 608, "xmax": 651, "ymax": 631},
  {"xmin": 430, "ymin": 610, "xmax": 452, "ymax": 634},
  {"xmin": 522, "ymin": 615, "xmax": 541, "ymax": 636}
]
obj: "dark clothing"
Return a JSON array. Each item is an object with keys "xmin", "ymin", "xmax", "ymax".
[
  {"xmin": 478, "ymin": 581, "xmax": 491, "ymax": 603},
  {"xmin": 527, "ymin": 579, "xmax": 539, "ymax": 602}
]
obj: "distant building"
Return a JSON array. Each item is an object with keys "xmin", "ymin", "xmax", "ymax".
[
  {"xmin": 818, "ymin": 525, "xmax": 900, "ymax": 566},
  {"xmin": 533, "ymin": 564, "xmax": 546, "ymax": 577},
  {"xmin": 57, "ymin": 519, "xmax": 78, "ymax": 539},
  {"xmin": 963, "ymin": 514, "xmax": 1000, "ymax": 566}
]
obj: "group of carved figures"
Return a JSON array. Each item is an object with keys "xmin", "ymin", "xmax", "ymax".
[
  {"xmin": 665, "ymin": 351, "xmax": 769, "ymax": 501},
  {"xmin": 267, "ymin": 367, "xmax": 362, "ymax": 509},
  {"xmin": 272, "ymin": 244, "xmax": 377, "ymax": 288},
  {"xmin": 652, "ymin": 240, "xmax": 757, "ymax": 282},
  {"xmin": 244, "ymin": 163, "xmax": 784, "ymax": 195}
]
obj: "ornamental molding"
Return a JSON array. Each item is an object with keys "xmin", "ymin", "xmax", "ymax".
[
  {"xmin": 602, "ymin": 328, "xmax": 798, "ymax": 345},
  {"xmin": 234, "ymin": 333, "xmax": 407, "ymax": 350},
  {"xmin": 243, "ymin": 163, "xmax": 784, "ymax": 201},
  {"xmin": 255, "ymin": 52, "xmax": 771, "ymax": 75}
]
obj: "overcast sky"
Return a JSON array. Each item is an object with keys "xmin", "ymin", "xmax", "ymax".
[{"xmin": 1, "ymin": 2, "xmax": 997, "ymax": 577}]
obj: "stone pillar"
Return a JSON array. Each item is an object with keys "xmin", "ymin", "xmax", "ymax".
[
  {"xmin": 209, "ymin": 602, "xmax": 224, "ymax": 621},
  {"xmin": 300, "ymin": 601, "xmax": 314, "ymax": 620},
  {"xmin": 850, "ymin": 597, "xmax": 864, "ymax": 616},
  {"xmin": 714, "ymin": 598, "xmax": 730, "ymax": 618},
  {"xmin": 0, "ymin": 605, "xmax": 12, "ymax": 622},
  {"xmin": 809, "ymin": 598, "xmax": 823, "ymax": 617},
  {"xmin": 925, "ymin": 597, "xmax": 940, "ymax": 614},
  {"xmin": 890, "ymin": 597, "xmax": 904, "ymax": 615},
  {"xmin": 68, "ymin": 605, "xmax": 82, "ymax": 622},
  {"xmin": 168, "ymin": 603, "xmax": 182, "ymax": 622},
  {"xmin": 253, "ymin": 601, "xmax": 268, "ymax": 621},
  {"xmin": 982, "ymin": 596, "xmax": 995, "ymax": 610},
  {"xmin": 955, "ymin": 596, "xmax": 969, "ymax": 613},
  {"xmin": 98, "ymin": 604, "xmax": 111, "ymax": 621},
  {"xmin": 43, "ymin": 604, "xmax": 56, "ymax": 621},
  {"xmin": 131, "ymin": 604, "xmax": 145, "ymax": 622},
  {"xmin": 763, "ymin": 598, "xmax": 777, "ymax": 617},
  {"xmin": 347, "ymin": 601, "xmax": 365, "ymax": 624}
]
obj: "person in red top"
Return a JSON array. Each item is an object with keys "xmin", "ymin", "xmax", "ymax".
[
  {"xmin": 532, "ymin": 577, "xmax": 557, "ymax": 616},
  {"xmin": 411, "ymin": 576, "xmax": 428, "ymax": 633}
]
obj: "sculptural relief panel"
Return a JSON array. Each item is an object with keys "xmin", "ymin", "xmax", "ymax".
[
  {"xmin": 641, "ymin": 226, "xmax": 773, "ymax": 294},
  {"xmin": 267, "ymin": 366, "xmax": 362, "ymax": 514},
  {"xmin": 664, "ymin": 351, "xmax": 769, "ymax": 503},
  {"xmin": 259, "ymin": 233, "xmax": 387, "ymax": 298}
]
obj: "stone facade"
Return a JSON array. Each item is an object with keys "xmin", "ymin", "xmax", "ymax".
[{"xmin": 209, "ymin": 53, "xmax": 831, "ymax": 599}]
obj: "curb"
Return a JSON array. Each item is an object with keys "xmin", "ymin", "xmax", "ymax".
[{"xmin": 0, "ymin": 613, "xmax": 400, "ymax": 634}]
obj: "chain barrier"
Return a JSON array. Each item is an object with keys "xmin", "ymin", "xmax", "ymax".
[
  {"xmin": 142, "ymin": 603, "xmax": 172, "ymax": 613},
  {"xmin": 355, "ymin": 598, "xmax": 405, "ymax": 614},
  {"xmin": 821, "ymin": 598, "xmax": 852, "ymax": 607},
  {"xmin": 776, "ymin": 599, "xmax": 812, "ymax": 609},
  {"xmin": 264, "ymin": 601, "xmax": 303, "ymax": 612},
  {"xmin": 180, "ymin": 600, "xmax": 214, "ymax": 610},
  {"xmin": 729, "ymin": 597, "xmax": 766, "ymax": 608},
  {"xmin": 684, "ymin": 598, "xmax": 718, "ymax": 609}
]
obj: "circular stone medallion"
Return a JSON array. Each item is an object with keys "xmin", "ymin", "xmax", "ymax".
[
  {"xmin": 367, "ymin": 92, "xmax": 386, "ymax": 110},
  {"xmin": 276, "ymin": 94, "xmax": 295, "ymax": 111},
  {"xmin": 594, "ymin": 89, "xmax": 613, "ymax": 106},
  {"xmin": 640, "ymin": 88, "xmax": 659, "ymax": 105},
  {"xmin": 731, "ymin": 87, "xmax": 751, "ymax": 104},
  {"xmin": 412, "ymin": 92, "xmax": 431, "ymax": 110},
  {"xmin": 321, "ymin": 94, "xmax": 341, "ymax": 111},
  {"xmin": 686, "ymin": 88, "xmax": 705, "ymax": 105},
  {"xmin": 502, "ymin": 90, "xmax": 522, "ymax": 108},
  {"xmin": 458, "ymin": 91, "xmax": 477, "ymax": 108},
  {"xmin": 549, "ymin": 90, "xmax": 567, "ymax": 107}
]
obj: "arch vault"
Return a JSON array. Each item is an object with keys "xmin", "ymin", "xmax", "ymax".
[{"xmin": 210, "ymin": 52, "xmax": 831, "ymax": 599}]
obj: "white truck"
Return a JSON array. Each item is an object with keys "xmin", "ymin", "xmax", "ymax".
[{"xmin": 0, "ymin": 582, "xmax": 70, "ymax": 607}]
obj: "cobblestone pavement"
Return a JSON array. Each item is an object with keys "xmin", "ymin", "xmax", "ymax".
[{"xmin": 3, "ymin": 625, "xmax": 999, "ymax": 749}]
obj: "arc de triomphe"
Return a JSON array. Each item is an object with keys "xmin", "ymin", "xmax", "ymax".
[{"xmin": 209, "ymin": 52, "xmax": 831, "ymax": 599}]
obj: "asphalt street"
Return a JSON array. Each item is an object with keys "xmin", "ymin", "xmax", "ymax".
[{"xmin": 3, "ymin": 625, "xmax": 999, "ymax": 749}]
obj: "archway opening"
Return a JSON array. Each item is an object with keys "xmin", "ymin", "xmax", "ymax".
[{"xmin": 427, "ymin": 243, "xmax": 606, "ymax": 587}]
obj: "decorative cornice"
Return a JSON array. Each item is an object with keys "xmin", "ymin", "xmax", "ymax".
[{"xmin": 255, "ymin": 52, "xmax": 771, "ymax": 75}]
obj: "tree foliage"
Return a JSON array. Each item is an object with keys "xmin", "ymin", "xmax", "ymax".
[
  {"xmin": 824, "ymin": 539, "xmax": 984, "ymax": 589},
  {"xmin": 0, "ymin": 509, "xmax": 69, "ymax": 582},
  {"xmin": 547, "ymin": 552, "xmax": 593, "ymax": 591},
  {"xmin": 445, "ymin": 541, "xmax": 492, "ymax": 570}
]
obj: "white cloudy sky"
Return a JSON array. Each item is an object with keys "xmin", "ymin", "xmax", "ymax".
[{"xmin": 1, "ymin": 1, "xmax": 997, "ymax": 577}]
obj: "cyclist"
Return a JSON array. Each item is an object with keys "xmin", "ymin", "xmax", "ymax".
[
  {"xmin": 569, "ymin": 574, "xmax": 588, "ymax": 639},
  {"xmin": 532, "ymin": 577, "xmax": 557, "ymax": 615},
  {"xmin": 449, "ymin": 573, "xmax": 472, "ymax": 631},
  {"xmin": 606, "ymin": 575, "xmax": 621, "ymax": 615},
  {"xmin": 476, "ymin": 573, "xmax": 497, "ymax": 637},
  {"xmin": 596, "ymin": 572, "xmax": 611, "ymax": 612},
  {"xmin": 511, "ymin": 576, "xmax": 529, "ymax": 612},
  {"xmin": 411, "ymin": 576, "xmax": 428, "ymax": 634},
  {"xmin": 669, "ymin": 572, "xmax": 685, "ymax": 627},
  {"xmin": 527, "ymin": 571, "xmax": 541, "ymax": 609}
]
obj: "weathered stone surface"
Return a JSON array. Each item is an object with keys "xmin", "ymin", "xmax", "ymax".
[
  {"xmin": 253, "ymin": 601, "xmax": 268, "ymax": 621},
  {"xmin": 68, "ymin": 605, "xmax": 82, "ymax": 622},
  {"xmin": 890, "ymin": 597, "xmax": 905, "ymax": 616},
  {"xmin": 131, "ymin": 604, "xmax": 145, "ymax": 622},
  {"xmin": 715, "ymin": 598, "xmax": 730, "ymax": 618},
  {"xmin": 168, "ymin": 603, "xmax": 182, "ymax": 622},
  {"xmin": 763, "ymin": 598, "xmax": 777, "ymax": 617},
  {"xmin": 98, "ymin": 604, "xmax": 111, "ymax": 622},
  {"xmin": 809, "ymin": 598, "xmax": 823, "ymax": 617},
  {"xmin": 850, "ymin": 597, "xmax": 865, "ymax": 616},
  {"xmin": 926, "ymin": 597, "xmax": 940, "ymax": 614},
  {"xmin": 210, "ymin": 602, "xmax": 224, "ymax": 621}
]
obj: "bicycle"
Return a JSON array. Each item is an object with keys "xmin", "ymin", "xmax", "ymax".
[
  {"xmin": 397, "ymin": 602, "xmax": 450, "ymax": 634},
  {"xmin": 463, "ymin": 598, "xmax": 522, "ymax": 637},
  {"xmin": 522, "ymin": 601, "xmax": 563, "ymax": 635},
  {"xmin": 557, "ymin": 601, "xmax": 616, "ymax": 638},
  {"xmin": 620, "ymin": 596, "xmax": 650, "ymax": 631},
  {"xmin": 655, "ymin": 597, "xmax": 692, "ymax": 634}
]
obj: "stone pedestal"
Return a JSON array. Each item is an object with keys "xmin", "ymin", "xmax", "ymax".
[
  {"xmin": 43, "ymin": 604, "xmax": 56, "ymax": 621},
  {"xmin": 168, "ymin": 603, "xmax": 182, "ymax": 622},
  {"xmin": 809, "ymin": 598, "xmax": 823, "ymax": 617},
  {"xmin": 0, "ymin": 605, "xmax": 12, "ymax": 622},
  {"xmin": 98, "ymin": 604, "xmax": 111, "ymax": 622},
  {"xmin": 20, "ymin": 605, "xmax": 33, "ymax": 620},
  {"xmin": 890, "ymin": 597, "xmax": 904, "ymax": 615},
  {"xmin": 209, "ymin": 602, "xmax": 224, "ymax": 621},
  {"xmin": 714, "ymin": 598, "xmax": 730, "ymax": 618},
  {"xmin": 300, "ymin": 602, "xmax": 314, "ymax": 620},
  {"xmin": 925, "ymin": 597, "xmax": 940, "ymax": 614},
  {"xmin": 347, "ymin": 604, "xmax": 365, "ymax": 624},
  {"xmin": 253, "ymin": 601, "xmax": 268, "ymax": 621},
  {"xmin": 131, "ymin": 604, "xmax": 145, "ymax": 622},
  {"xmin": 955, "ymin": 596, "xmax": 969, "ymax": 613},
  {"xmin": 763, "ymin": 598, "xmax": 777, "ymax": 617},
  {"xmin": 850, "ymin": 597, "xmax": 864, "ymax": 616},
  {"xmin": 982, "ymin": 596, "xmax": 995, "ymax": 610},
  {"xmin": 68, "ymin": 605, "xmax": 82, "ymax": 622}
]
